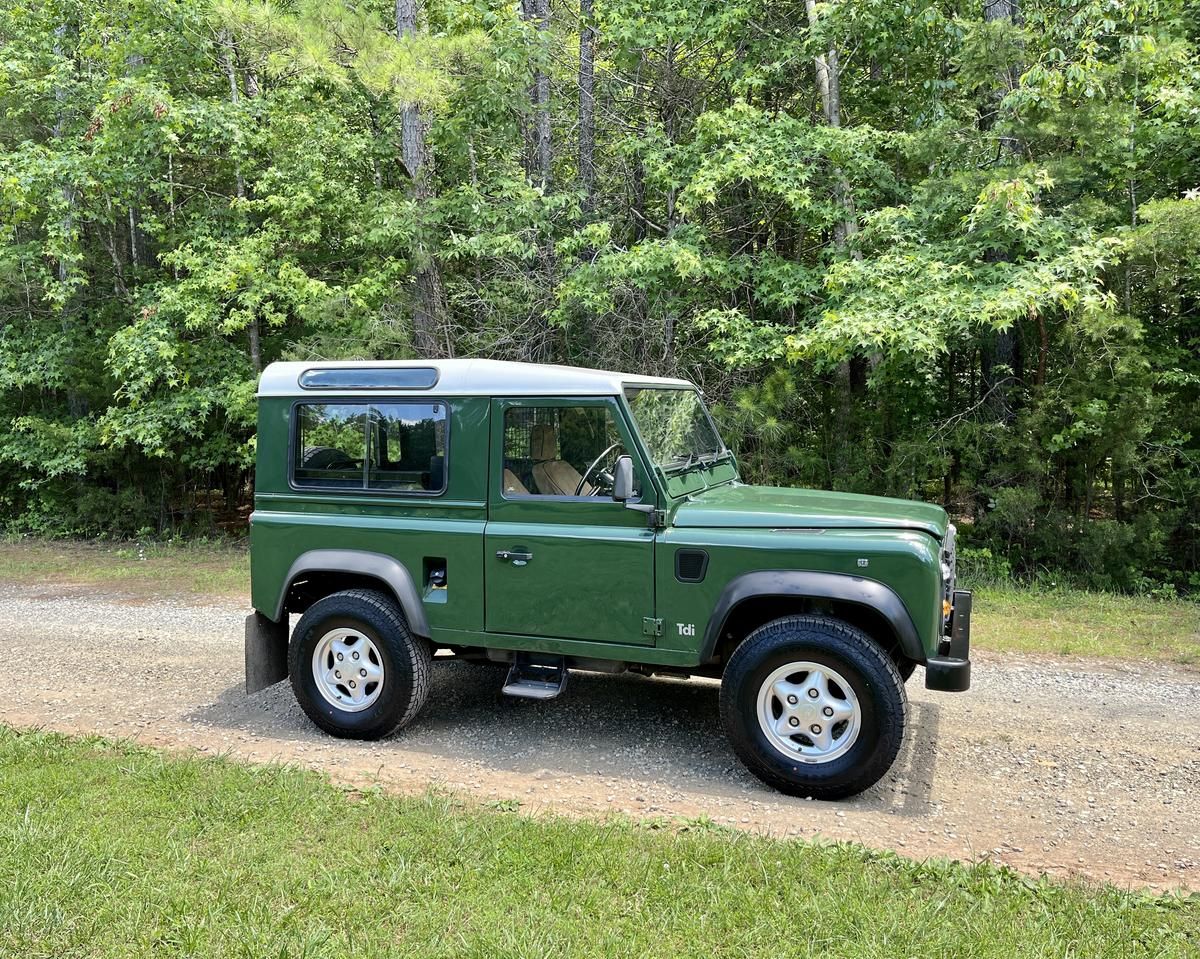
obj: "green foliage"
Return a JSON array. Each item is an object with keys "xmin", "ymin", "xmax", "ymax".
[{"xmin": 0, "ymin": 0, "xmax": 1196, "ymax": 587}]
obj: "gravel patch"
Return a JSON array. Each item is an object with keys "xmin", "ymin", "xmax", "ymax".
[{"xmin": 2, "ymin": 582, "xmax": 1197, "ymax": 891}]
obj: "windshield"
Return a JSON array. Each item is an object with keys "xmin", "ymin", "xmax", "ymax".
[{"xmin": 624, "ymin": 387, "xmax": 726, "ymax": 472}]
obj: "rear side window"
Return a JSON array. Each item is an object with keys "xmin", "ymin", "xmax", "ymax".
[{"xmin": 293, "ymin": 402, "xmax": 447, "ymax": 493}]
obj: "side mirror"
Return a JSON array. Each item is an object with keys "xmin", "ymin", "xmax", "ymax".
[{"xmin": 612, "ymin": 455, "xmax": 635, "ymax": 502}]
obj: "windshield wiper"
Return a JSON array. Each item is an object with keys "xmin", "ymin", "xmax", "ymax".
[
  {"xmin": 662, "ymin": 451, "xmax": 697, "ymax": 474},
  {"xmin": 663, "ymin": 449, "xmax": 728, "ymax": 475}
]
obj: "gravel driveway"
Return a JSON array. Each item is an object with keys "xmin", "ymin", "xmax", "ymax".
[{"xmin": 3, "ymin": 582, "xmax": 1197, "ymax": 891}]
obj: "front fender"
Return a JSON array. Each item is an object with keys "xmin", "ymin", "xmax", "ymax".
[{"xmin": 699, "ymin": 569, "xmax": 924, "ymax": 663}]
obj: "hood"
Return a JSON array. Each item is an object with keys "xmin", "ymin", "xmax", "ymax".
[{"xmin": 671, "ymin": 483, "xmax": 949, "ymax": 539}]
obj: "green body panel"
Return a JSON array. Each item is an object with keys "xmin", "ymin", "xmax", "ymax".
[
  {"xmin": 653, "ymin": 527, "xmax": 942, "ymax": 658},
  {"xmin": 250, "ymin": 396, "xmax": 491, "ymax": 632},
  {"xmin": 251, "ymin": 507, "xmax": 487, "ymax": 630},
  {"xmin": 668, "ymin": 483, "xmax": 949, "ymax": 538},
  {"xmin": 251, "ymin": 384, "xmax": 951, "ymax": 669}
]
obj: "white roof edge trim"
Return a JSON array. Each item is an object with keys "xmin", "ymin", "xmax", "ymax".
[{"xmin": 257, "ymin": 359, "xmax": 696, "ymax": 398}]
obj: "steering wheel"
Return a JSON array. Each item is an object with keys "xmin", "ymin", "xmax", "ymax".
[{"xmin": 575, "ymin": 442, "xmax": 623, "ymax": 496}]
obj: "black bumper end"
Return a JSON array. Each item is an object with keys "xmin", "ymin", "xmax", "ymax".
[
  {"xmin": 925, "ymin": 589, "xmax": 971, "ymax": 692},
  {"xmin": 925, "ymin": 654, "xmax": 971, "ymax": 692}
]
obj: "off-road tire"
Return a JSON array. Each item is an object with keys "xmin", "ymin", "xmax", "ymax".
[
  {"xmin": 720, "ymin": 615, "xmax": 908, "ymax": 800},
  {"xmin": 290, "ymin": 589, "xmax": 432, "ymax": 740}
]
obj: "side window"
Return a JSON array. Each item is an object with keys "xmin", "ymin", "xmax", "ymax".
[
  {"xmin": 501, "ymin": 404, "xmax": 637, "ymax": 498},
  {"xmin": 294, "ymin": 404, "xmax": 368, "ymax": 488},
  {"xmin": 369, "ymin": 403, "xmax": 447, "ymax": 492},
  {"xmin": 293, "ymin": 402, "xmax": 447, "ymax": 493}
]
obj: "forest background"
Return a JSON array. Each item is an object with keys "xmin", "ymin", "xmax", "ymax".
[{"xmin": 1, "ymin": 0, "xmax": 1197, "ymax": 593}]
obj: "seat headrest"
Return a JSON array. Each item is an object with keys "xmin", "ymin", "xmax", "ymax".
[
  {"xmin": 425, "ymin": 455, "xmax": 444, "ymax": 491},
  {"xmin": 530, "ymin": 423, "xmax": 558, "ymax": 461}
]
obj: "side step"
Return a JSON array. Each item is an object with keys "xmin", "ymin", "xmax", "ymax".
[{"xmin": 502, "ymin": 654, "xmax": 568, "ymax": 700}]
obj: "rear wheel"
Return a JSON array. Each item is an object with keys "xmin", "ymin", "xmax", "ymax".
[
  {"xmin": 290, "ymin": 589, "xmax": 431, "ymax": 740},
  {"xmin": 720, "ymin": 615, "xmax": 907, "ymax": 799}
]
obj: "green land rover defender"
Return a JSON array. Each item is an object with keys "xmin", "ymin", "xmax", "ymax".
[{"xmin": 246, "ymin": 360, "xmax": 971, "ymax": 799}]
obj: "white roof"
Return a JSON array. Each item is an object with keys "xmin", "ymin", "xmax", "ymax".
[{"xmin": 257, "ymin": 359, "xmax": 695, "ymax": 398}]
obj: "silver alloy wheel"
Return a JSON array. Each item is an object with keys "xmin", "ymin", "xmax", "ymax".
[
  {"xmin": 311, "ymin": 627, "xmax": 385, "ymax": 713},
  {"xmin": 756, "ymin": 661, "xmax": 862, "ymax": 764}
]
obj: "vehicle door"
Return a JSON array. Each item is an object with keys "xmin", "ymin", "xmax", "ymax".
[{"xmin": 484, "ymin": 397, "xmax": 658, "ymax": 646}]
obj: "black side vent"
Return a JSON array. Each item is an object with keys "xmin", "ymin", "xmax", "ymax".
[{"xmin": 675, "ymin": 549, "xmax": 709, "ymax": 584}]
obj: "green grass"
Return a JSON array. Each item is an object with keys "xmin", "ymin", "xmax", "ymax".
[
  {"xmin": 972, "ymin": 584, "xmax": 1200, "ymax": 666},
  {"xmin": 0, "ymin": 537, "xmax": 248, "ymax": 601},
  {"xmin": 0, "ymin": 537, "xmax": 1196, "ymax": 665},
  {"xmin": 0, "ymin": 728, "xmax": 1195, "ymax": 958}
]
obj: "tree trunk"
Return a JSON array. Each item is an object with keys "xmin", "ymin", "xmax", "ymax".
[
  {"xmin": 218, "ymin": 29, "xmax": 262, "ymax": 374},
  {"xmin": 125, "ymin": 53, "xmax": 149, "ymax": 272},
  {"xmin": 53, "ymin": 23, "xmax": 74, "ymax": 287},
  {"xmin": 578, "ymin": 0, "xmax": 596, "ymax": 212},
  {"xmin": 242, "ymin": 54, "xmax": 260, "ymax": 99},
  {"xmin": 396, "ymin": 0, "xmax": 445, "ymax": 358},
  {"xmin": 981, "ymin": 0, "xmax": 1023, "ymax": 155},
  {"xmin": 516, "ymin": 0, "xmax": 555, "ymax": 360},
  {"xmin": 804, "ymin": 0, "xmax": 863, "ymax": 465},
  {"xmin": 629, "ymin": 53, "xmax": 647, "ymax": 243},
  {"xmin": 521, "ymin": 0, "xmax": 552, "ymax": 190},
  {"xmin": 1035, "ymin": 308, "xmax": 1047, "ymax": 387},
  {"xmin": 980, "ymin": 0, "xmax": 1023, "ymax": 422},
  {"xmin": 804, "ymin": 0, "xmax": 856, "ymax": 248},
  {"xmin": 217, "ymin": 32, "xmax": 245, "ymax": 203},
  {"xmin": 53, "ymin": 22, "xmax": 82, "ymax": 417}
]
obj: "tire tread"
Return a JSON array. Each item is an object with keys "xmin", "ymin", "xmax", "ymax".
[
  {"xmin": 719, "ymin": 614, "xmax": 908, "ymax": 799},
  {"xmin": 289, "ymin": 588, "xmax": 432, "ymax": 740}
]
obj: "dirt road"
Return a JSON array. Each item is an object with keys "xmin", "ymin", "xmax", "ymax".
[{"xmin": 2, "ymin": 582, "xmax": 1197, "ymax": 891}]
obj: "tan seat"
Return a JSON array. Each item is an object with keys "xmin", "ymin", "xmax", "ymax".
[
  {"xmin": 530, "ymin": 423, "xmax": 592, "ymax": 496},
  {"xmin": 502, "ymin": 468, "xmax": 529, "ymax": 495}
]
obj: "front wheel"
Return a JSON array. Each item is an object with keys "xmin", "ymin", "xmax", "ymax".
[
  {"xmin": 289, "ymin": 589, "xmax": 432, "ymax": 740},
  {"xmin": 720, "ymin": 615, "xmax": 907, "ymax": 799}
]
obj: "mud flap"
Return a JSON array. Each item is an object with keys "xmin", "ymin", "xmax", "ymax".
[{"xmin": 245, "ymin": 612, "xmax": 289, "ymax": 694}]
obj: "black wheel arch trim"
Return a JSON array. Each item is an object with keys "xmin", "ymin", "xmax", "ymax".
[
  {"xmin": 269, "ymin": 549, "xmax": 431, "ymax": 639},
  {"xmin": 700, "ymin": 570, "xmax": 925, "ymax": 664}
]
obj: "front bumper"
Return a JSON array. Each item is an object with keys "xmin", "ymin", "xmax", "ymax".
[{"xmin": 925, "ymin": 589, "xmax": 971, "ymax": 692}]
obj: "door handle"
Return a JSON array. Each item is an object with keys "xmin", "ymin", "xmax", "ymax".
[{"xmin": 496, "ymin": 549, "xmax": 533, "ymax": 565}]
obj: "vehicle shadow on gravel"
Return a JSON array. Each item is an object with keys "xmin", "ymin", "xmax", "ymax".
[{"xmin": 192, "ymin": 662, "xmax": 940, "ymax": 813}]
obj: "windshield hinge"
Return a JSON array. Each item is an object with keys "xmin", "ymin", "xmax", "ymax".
[
  {"xmin": 641, "ymin": 617, "xmax": 663, "ymax": 637},
  {"xmin": 625, "ymin": 502, "xmax": 668, "ymax": 529}
]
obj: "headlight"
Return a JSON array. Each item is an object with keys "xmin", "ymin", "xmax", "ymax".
[{"xmin": 941, "ymin": 523, "xmax": 957, "ymax": 624}]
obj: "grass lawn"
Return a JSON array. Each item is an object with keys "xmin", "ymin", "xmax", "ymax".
[
  {"xmin": 0, "ymin": 537, "xmax": 248, "ymax": 602},
  {"xmin": 974, "ymin": 585, "xmax": 1200, "ymax": 666},
  {"xmin": 0, "ymin": 537, "xmax": 1196, "ymax": 665},
  {"xmin": 0, "ymin": 727, "xmax": 1195, "ymax": 958}
]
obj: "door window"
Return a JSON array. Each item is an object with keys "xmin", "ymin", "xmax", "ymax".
[{"xmin": 501, "ymin": 405, "xmax": 637, "ymax": 498}]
